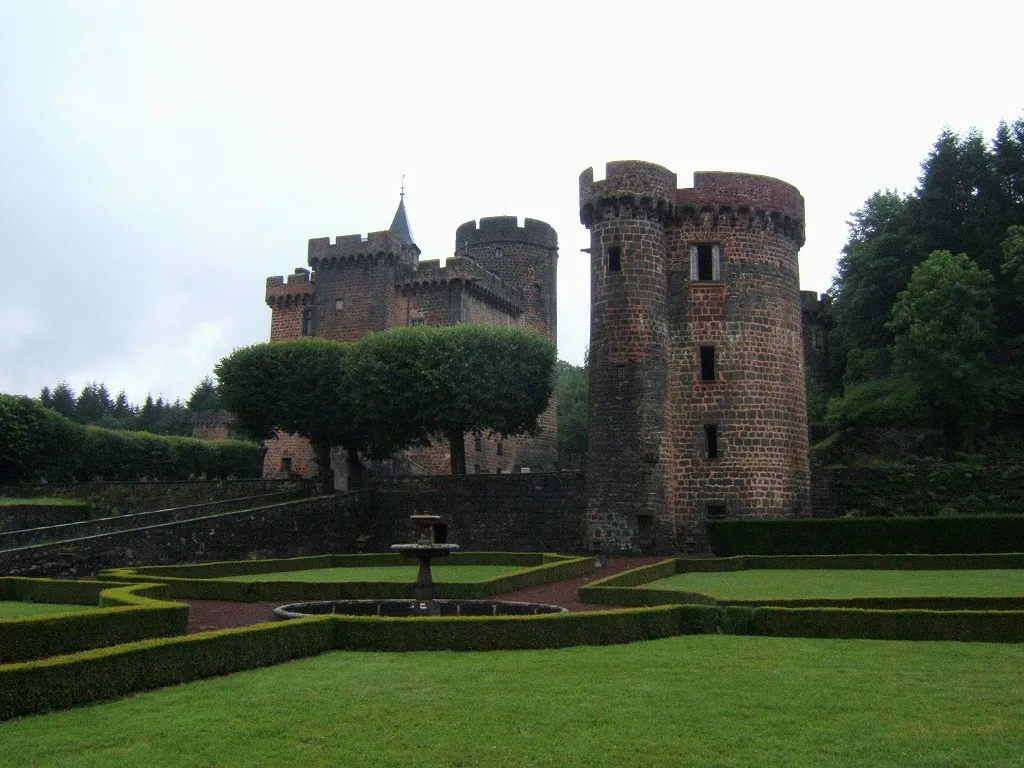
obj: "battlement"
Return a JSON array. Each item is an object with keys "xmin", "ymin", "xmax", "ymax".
[
  {"xmin": 308, "ymin": 229, "xmax": 420, "ymax": 270},
  {"xmin": 455, "ymin": 216, "xmax": 557, "ymax": 250},
  {"xmin": 801, "ymin": 290, "xmax": 831, "ymax": 314},
  {"xmin": 397, "ymin": 255, "xmax": 523, "ymax": 314},
  {"xmin": 265, "ymin": 269, "xmax": 314, "ymax": 308},
  {"xmin": 579, "ymin": 161, "xmax": 678, "ymax": 225},
  {"xmin": 678, "ymin": 171, "xmax": 805, "ymax": 223}
]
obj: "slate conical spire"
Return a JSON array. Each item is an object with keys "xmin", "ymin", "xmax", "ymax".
[{"xmin": 389, "ymin": 178, "xmax": 415, "ymax": 245}]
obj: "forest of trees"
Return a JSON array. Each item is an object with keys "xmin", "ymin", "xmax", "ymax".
[
  {"xmin": 820, "ymin": 119, "xmax": 1024, "ymax": 457},
  {"xmin": 36, "ymin": 376, "xmax": 223, "ymax": 437}
]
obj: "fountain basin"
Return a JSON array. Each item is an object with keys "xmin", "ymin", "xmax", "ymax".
[{"xmin": 274, "ymin": 598, "xmax": 567, "ymax": 619}]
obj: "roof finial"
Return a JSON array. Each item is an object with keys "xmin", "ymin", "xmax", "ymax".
[{"xmin": 400, "ymin": 174, "xmax": 405, "ymax": 200}]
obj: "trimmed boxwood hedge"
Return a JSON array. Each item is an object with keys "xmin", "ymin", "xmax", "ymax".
[
  {"xmin": 0, "ymin": 578, "xmax": 188, "ymax": 663},
  {"xmin": 101, "ymin": 552, "xmax": 595, "ymax": 602},
  {"xmin": 707, "ymin": 516, "xmax": 1024, "ymax": 556},
  {"xmin": 0, "ymin": 394, "xmax": 261, "ymax": 482}
]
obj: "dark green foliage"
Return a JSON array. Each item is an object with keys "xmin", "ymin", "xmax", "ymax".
[
  {"xmin": 826, "ymin": 121, "xmax": 1024, "ymax": 454},
  {"xmin": 556, "ymin": 359, "xmax": 587, "ymax": 467},
  {"xmin": 887, "ymin": 250, "xmax": 996, "ymax": 449},
  {"xmin": 706, "ymin": 516, "xmax": 1024, "ymax": 556},
  {"xmin": 0, "ymin": 579, "xmax": 188, "ymax": 664},
  {"xmin": 813, "ymin": 458, "xmax": 1024, "ymax": 517},
  {"xmin": 0, "ymin": 618, "xmax": 336, "ymax": 721},
  {"xmin": 186, "ymin": 376, "xmax": 222, "ymax": 412},
  {"xmin": 0, "ymin": 395, "xmax": 259, "ymax": 481},
  {"xmin": 0, "ymin": 395, "xmax": 83, "ymax": 482},
  {"xmin": 353, "ymin": 325, "xmax": 556, "ymax": 474}
]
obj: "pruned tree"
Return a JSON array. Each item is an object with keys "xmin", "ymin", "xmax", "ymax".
[
  {"xmin": 215, "ymin": 338, "xmax": 377, "ymax": 489},
  {"xmin": 353, "ymin": 325, "xmax": 555, "ymax": 474}
]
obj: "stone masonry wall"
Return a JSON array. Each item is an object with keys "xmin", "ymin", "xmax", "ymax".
[
  {"xmin": 0, "ymin": 495, "xmax": 359, "ymax": 580},
  {"xmin": 368, "ymin": 472, "xmax": 586, "ymax": 553}
]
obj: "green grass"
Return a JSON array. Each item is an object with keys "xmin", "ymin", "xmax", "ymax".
[
  {"xmin": 218, "ymin": 565, "xmax": 522, "ymax": 583},
  {"xmin": 0, "ymin": 601, "xmax": 95, "ymax": 619},
  {"xmin": 646, "ymin": 569, "xmax": 1024, "ymax": 599},
  {"xmin": 0, "ymin": 497, "xmax": 86, "ymax": 507},
  {"xmin": 2, "ymin": 635, "xmax": 1022, "ymax": 767}
]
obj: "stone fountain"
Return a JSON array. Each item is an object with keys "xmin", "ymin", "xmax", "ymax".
[
  {"xmin": 389, "ymin": 514, "xmax": 460, "ymax": 615},
  {"xmin": 274, "ymin": 514, "xmax": 566, "ymax": 620}
]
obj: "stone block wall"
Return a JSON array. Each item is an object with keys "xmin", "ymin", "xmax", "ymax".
[{"xmin": 368, "ymin": 472, "xmax": 586, "ymax": 553}]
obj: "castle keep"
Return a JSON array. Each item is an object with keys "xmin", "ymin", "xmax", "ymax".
[
  {"xmin": 263, "ymin": 198, "xmax": 559, "ymax": 478},
  {"xmin": 581, "ymin": 162, "xmax": 811, "ymax": 554}
]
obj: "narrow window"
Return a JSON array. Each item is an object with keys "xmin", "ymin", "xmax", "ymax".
[
  {"xmin": 335, "ymin": 298, "xmax": 344, "ymax": 311},
  {"xmin": 494, "ymin": 247, "xmax": 503, "ymax": 258},
  {"xmin": 302, "ymin": 308, "xmax": 313, "ymax": 336},
  {"xmin": 690, "ymin": 244, "xmax": 721, "ymax": 281},
  {"xmin": 812, "ymin": 327, "xmax": 824, "ymax": 350},
  {"xmin": 496, "ymin": 442, "xmax": 503, "ymax": 456},
  {"xmin": 280, "ymin": 457, "xmax": 292, "ymax": 474},
  {"xmin": 474, "ymin": 464, "xmax": 481, "ymax": 474},
  {"xmin": 617, "ymin": 365, "xmax": 626, "ymax": 380},
  {"xmin": 700, "ymin": 346, "xmax": 715, "ymax": 381},
  {"xmin": 607, "ymin": 245, "xmax": 621, "ymax": 272},
  {"xmin": 474, "ymin": 432, "xmax": 483, "ymax": 452},
  {"xmin": 705, "ymin": 503, "xmax": 726, "ymax": 520},
  {"xmin": 704, "ymin": 424, "xmax": 719, "ymax": 459}
]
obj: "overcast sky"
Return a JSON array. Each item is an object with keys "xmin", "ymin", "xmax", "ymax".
[{"xmin": 1, "ymin": 1, "xmax": 1021, "ymax": 404}]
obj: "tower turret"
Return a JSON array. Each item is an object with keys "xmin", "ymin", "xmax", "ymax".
[
  {"xmin": 580, "ymin": 161, "xmax": 676, "ymax": 553},
  {"xmin": 581, "ymin": 163, "xmax": 810, "ymax": 554}
]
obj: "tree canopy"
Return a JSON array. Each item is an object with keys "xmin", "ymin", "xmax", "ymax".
[
  {"xmin": 822, "ymin": 119, "xmax": 1024, "ymax": 458},
  {"xmin": 352, "ymin": 325, "xmax": 555, "ymax": 474}
]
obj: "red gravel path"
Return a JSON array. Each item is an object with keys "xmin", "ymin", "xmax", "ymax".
[{"xmin": 184, "ymin": 557, "xmax": 667, "ymax": 634}]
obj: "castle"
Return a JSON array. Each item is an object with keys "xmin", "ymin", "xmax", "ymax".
[
  {"xmin": 581, "ymin": 162, "xmax": 820, "ymax": 554},
  {"xmin": 262, "ymin": 194, "xmax": 560, "ymax": 479},
  {"xmin": 258, "ymin": 162, "xmax": 829, "ymax": 554}
]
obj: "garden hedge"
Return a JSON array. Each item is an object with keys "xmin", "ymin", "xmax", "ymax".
[
  {"xmin": 0, "ymin": 578, "xmax": 188, "ymax": 664},
  {"xmin": 101, "ymin": 552, "xmax": 595, "ymax": 602},
  {"xmin": 707, "ymin": 515, "xmax": 1024, "ymax": 556},
  {"xmin": 0, "ymin": 394, "xmax": 261, "ymax": 482}
]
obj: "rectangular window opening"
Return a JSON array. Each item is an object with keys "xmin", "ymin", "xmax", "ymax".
[
  {"xmin": 700, "ymin": 346, "xmax": 715, "ymax": 381},
  {"xmin": 704, "ymin": 424, "xmax": 719, "ymax": 459},
  {"xmin": 705, "ymin": 503, "xmax": 727, "ymax": 520},
  {"xmin": 690, "ymin": 243, "xmax": 721, "ymax": 281},
  {"xmin": 335, "ymin": 298, "xmax": 344, "ymax": 311},
  {"xmin": 302, "ymin": 308, "xmax": 313, "ymax": 336},
  {"xmin": 607, "ymin": 245, "xmax": 621, "ymax": 273},
  {"xmin": 496, "ymin": 442, "xmax": 503, "ymax": 456},
  {"xmin": 474, "ymin": 432, "xmax": 483, "ymax": 452}
]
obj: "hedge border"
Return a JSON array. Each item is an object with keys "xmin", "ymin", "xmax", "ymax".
[
  {"xmin": 579, "ymin": 556, "xmax": 1024, "ymax": 613},
  {"xmin": 0, "ymin": 578, "xmax": 188, "ymax": 664},
  {"xmin": 100, "ymin": 552, "xmax": 596, "ymax": 602},
  {"xmin": 707, "ymin": 515, "xmax": 1024, "ymax": 556}
]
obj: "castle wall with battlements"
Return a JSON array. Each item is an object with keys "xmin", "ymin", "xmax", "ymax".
[
  {"xmin": 263, "ymin": 215, "xmax": 559, "ymax": 480},
  {"xmin": 581, "ymin": 161, "xmax": 810, "ymax": 554}
]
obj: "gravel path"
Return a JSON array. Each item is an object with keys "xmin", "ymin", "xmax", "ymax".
[{"xmin": 183, "ymin": 557, "xmax": 668, "ymax": 634}]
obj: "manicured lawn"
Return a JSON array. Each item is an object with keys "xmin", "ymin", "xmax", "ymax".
[
  {"xmin": 1, "ymin": 635, "xmax": 1021, "ymax": 767},
  {"xmin": 0, "ymin": 497, "xmax": 86, "ymax": 506},
  {"xmin": 646, "ymin": 569, "xmax": 1024, "ymax": 599},
  {"xmin": 0, "ymin": 601, "xmax": 94, "ymax": 619},
  {"xmin": 219, "ymin": 565, "xmax": 522, "ymax": 583}
]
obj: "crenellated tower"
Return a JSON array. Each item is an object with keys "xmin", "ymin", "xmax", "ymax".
[
  {"xmin": 579, "ymin": 161, "xmax": 675, "ymax": 552},
  {"xmin": 581, "ymin": 162, "xmax": 810, "ymax": 554},
  {"xmin": 454, "ymin": 216, "xmax": 559, "ymax": 468}
]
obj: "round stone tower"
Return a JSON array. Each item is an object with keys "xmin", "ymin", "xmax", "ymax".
[
  {"xmin": 454, "ymin": 216, "xmax": 558, "ymax": 348},
  {"xmin": 581, "ymin": 163, "xmax": 810, "ymax": 555},
  {"xmin": 454, "ymin": 216, "xmax": 559, "ymax": 470},
  {"xmin": 579, "ymin": 161, "xmax": 676, "ymax": 553}
]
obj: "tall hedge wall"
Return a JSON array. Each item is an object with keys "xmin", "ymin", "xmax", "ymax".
[
  {"xmin": 707, "ymin": 516, "xmax": 1024, "ymax": 556},
  {"xmin": 0, "ymin": 394, "xmax": 260, "ymax": 482}
]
